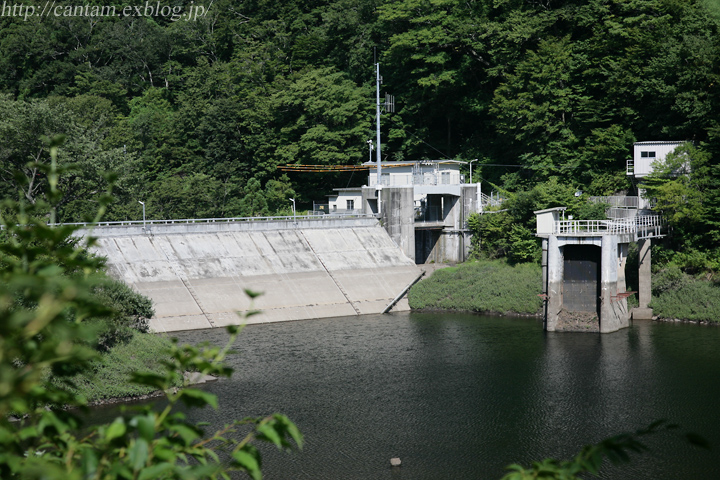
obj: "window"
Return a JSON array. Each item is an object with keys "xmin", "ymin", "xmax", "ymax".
[
  {"xmin": 346, "ymin": 199, "xmax": 354, "ymax": 210},
  {"xmin": 641, "ymin": 151, "xmax": 656, "ymax": 158}
]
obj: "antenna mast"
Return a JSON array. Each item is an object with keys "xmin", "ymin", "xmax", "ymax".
[
  {"xmin": 375, "ymin": 62, "xmax": 382, "ymax": 188},
  {"xmin": 374, "ymin": 63, "xmax": 394, "ymax": 214}
]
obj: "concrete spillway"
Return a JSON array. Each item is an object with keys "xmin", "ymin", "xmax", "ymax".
[{"xmin": 89, "ymin": 218, "xmax": 422, "ymax": 332}]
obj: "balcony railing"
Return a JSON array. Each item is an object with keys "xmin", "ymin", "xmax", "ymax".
[{"xmin": 554, "ymin": 216, "xmax": 663, "ymax": 236}]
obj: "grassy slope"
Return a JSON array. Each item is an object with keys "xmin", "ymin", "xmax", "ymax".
[
  {"xmin": 651, "ymin": 281, "xmax": 720, "ymax": 322},
  {"xmin": 409, "ymin": 259, "xmax": 543, "ymax": 315},
  {"xmin": 52, "ymin": 333, "xmax": 180, "ymax": 403}
]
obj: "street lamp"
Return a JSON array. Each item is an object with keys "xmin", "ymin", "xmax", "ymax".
[
  {"xmin": 289, "ymin": 198, "xmax": 296, "ymax": 225},
  {"xmin": 138, "ymin": 201, "xmax": 146, "ymax": 231},
  {"xmin": 469, "ymin": 158, "xmax": 478, "ymax": 184}
]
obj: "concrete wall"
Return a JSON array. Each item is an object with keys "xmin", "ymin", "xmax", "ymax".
[
  {"xmin": 381, "ymin": 186, "xmax": 415, "ymax": 261},
  {"xmin": 544, "ymin": 235, "xmax": 630, "ymax": 333},
  {"xmin": 88, "ymin": 220, "xmax": 422, "ymax": 332}
]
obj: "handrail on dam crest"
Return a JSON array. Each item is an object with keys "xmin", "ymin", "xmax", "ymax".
[{"xmin": 48, "ymin": 213, "xmax": 377, "ymax": 228}]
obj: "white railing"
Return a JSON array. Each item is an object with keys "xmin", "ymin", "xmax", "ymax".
[
  {"xmin": 589, "ymin": 196, "xmax": 640, "ymax": 208},
  {"xmin": 48, "ymin": 213, "xmax": 376, "ymax": 228},
  {"xmin": 480, "ymin": 192, "xmax": 504, "ymax": 208},
  {"xmin": 554, "ymin": 215, "xmax": 663, "ymax": 236},
  {"xmin": 367, "ymin": 172, "xmax": 463, "ymax": 187},
  {"xmin": 589, "ymin": 195, "xmax": 655, "ymax": 211}
]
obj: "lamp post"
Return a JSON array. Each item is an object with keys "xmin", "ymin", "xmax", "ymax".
[
  {"xmin": 289, "ymin": 198, "xmax": 296, "ymax": 225},
  {"xmin": 469, "ymin": 158, "xmax": 478, "ymax": 184},
  {"xmin": 138, "ymin": 201, "xmax": 146, "ymax": 232}
]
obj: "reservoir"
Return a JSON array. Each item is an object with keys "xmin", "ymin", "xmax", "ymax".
[{"xmin": 163, "ymin": 313, "xmax": 720, "ymax": 479}]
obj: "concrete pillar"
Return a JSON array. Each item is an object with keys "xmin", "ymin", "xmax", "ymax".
[
  {"xmin": 541, "ymin": 237, "xmax": 548, "ymax": 329},
  {"xmin": 599, "ymin": 235, "xmax": 630, "ymax": 333},
  {"xmin": 617, "ymin": 243, "xmax": 629, "ymax": 322},
  {"xmin": 633, "ymin": 238, "xmax": 653, "ymax": 320},
  {"xmin": 361, "ymin": 186, "xmax": 378, "ymax": 215},
  {"xmin": 545, "ymin": 235, "xmax": 563, "ymax": 331},
  {"xmin": 381, "ymin": 186, "xmax": 415, "ymax": 262}
]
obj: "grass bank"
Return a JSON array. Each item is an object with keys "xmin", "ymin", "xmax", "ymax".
[
  {"xmin": 409, "ymin": 259, "xmax": 543, "ymax": 315},
  {"xmin": 49, "ymin": 332, "xmax": 180, "ymax": 404},
  {"xmin": 650, "ymin": 266, "xmax": 720, "ymax": 323}
]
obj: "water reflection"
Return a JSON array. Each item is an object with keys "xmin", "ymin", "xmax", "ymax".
[{"xmin": 93, "ymin": 313, "xmax": 719, "ymax": 479}]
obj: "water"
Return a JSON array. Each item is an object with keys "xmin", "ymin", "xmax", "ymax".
[{"xmin": 137, "ymin": 313, "xmax": 720, "ymax": 478}]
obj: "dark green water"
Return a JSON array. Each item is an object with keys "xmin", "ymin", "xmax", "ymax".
[{"xmin": 130, "ymin": 313, "xmax": 720, "ymax": 479}]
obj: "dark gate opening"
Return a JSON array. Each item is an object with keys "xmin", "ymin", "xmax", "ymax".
[
  {"xmin": 563, "ymin": 245, "xmax": 601, "ymax": 316},
  {"xmin": 415, "ymin": 228, "xmax": 441, "ymax": 264}
]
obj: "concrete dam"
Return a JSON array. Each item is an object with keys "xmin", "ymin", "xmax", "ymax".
[{"xmin": 87, "ymin": 216, "xmax": 423, "ymax": 332}]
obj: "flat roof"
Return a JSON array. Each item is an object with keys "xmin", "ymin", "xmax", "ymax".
[
  {"xmin": 361, "ymin": 159, "xmax": 467, "ymax": 166},
  {"xmin": 633, "ymin": 141, "xmax": 685, "ymax": 145},
  {"xmin": 533, "ymin": 206, "xmax": 567, "ymax": 214}
]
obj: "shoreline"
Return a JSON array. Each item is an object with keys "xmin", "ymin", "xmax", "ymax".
[{"xmin": 86, "ymin": 372, "xmax": 218, "ymax": 408}]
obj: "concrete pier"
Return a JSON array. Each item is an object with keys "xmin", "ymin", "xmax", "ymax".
[
  {"xmin": 535, "ymin": 207, "xmax": 659, "ymax": 333},
  {"xmin": 633, "ymin": 238, "xmax": 653, "ymax": 320}
]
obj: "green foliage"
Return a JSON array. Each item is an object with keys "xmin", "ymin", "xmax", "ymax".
[
  {"xmin": 0, "ymin": 140, "xmax": 301, "ymax": 479},
  {"xmin": 639, "ymin": 142, "xmax": 720, "ymax": 273},
  {"xmin": 408, "ymin": 259, "xmax": 542, "ymax": 315},
  {"xmin": 47, "ymin": 332, "xmax": 178, "ymax": 402},
  {"xmin": 89, "ymin": 276, "xmax": 155, "ymax": 350},
  {"xmin": 468, "ymin": 178, "xmax": 606, "ymax": 262},
  {"xmin": 650, "ymin": 264, "xmax": 720, "ymax": 322},
  {"xmin": 501, "ymin": 421, "xmax": 708, "ymax": 480}
]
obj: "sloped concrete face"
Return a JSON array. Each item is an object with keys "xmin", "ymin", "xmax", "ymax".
[{"xmin": 92, "ymin": 223, "xmax": 422, "ymax": 332}]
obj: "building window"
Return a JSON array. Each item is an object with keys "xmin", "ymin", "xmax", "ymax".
[
  {"xmin": 641, "ymin": 151, "xmax": 656, "ymax": 158},
  {"xmin": 346, "ymin": 199, "xmax": 354, "ymax": 210}
]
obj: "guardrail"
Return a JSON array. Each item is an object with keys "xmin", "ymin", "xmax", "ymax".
[
  {"xmin": 589, "ymin": 195, "xmax": 655, "ymax": 210},
  {"xmin": 48, "ymin": 213, "xmax": 377, "ymax": 228},
  {"xmin": 554, "ymin": 215, "xmax": 663, "ymax": 236}
]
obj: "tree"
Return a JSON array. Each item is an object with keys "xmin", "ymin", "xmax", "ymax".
[
  {"xmin": 0, "ymin": 137, "xmax": 302, "ymax": 479},
  {"xmin": 640, "ymin": 142, "xmax": 720, "ymax": 272}
]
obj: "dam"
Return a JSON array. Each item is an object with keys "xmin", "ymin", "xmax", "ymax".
[{"xmin": 83, "ymin": 215, "xmax": 423, "ymax": 332}]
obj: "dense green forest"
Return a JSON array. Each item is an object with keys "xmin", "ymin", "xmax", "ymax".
[{"xmin": 2, "ymin": 0, "xmax": 720, "ymax": 270}]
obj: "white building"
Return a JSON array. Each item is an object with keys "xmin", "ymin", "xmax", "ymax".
[
  {"xmin": 325, "ymin": 159, "xmax": 488, "ymax": 264},
  {"xmin": 627, "ymin": 141, "xmax": 685, "ymax": 178},
  {"xmin": 326, "ymin": 188, "xmax": 363, "ymax": 215}
]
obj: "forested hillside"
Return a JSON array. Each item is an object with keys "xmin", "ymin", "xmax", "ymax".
[{"xmin": 2, "ymin": 0, "xmax": 720, "ymax": 267}]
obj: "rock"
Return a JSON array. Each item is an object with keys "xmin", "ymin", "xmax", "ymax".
[{"xmin": 390, "ymin": 458, "xmax": 401, "ymax": 467}]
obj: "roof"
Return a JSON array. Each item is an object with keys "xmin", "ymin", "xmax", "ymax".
[
  {"xmin": 534, "ymin": 206, "xmax": 567, "ymax": 214},
  {"xmin": 633, "ymin": 141, "xmax": 685, "ymax": 146},
  {"xmin": 361, "ymin": 159, "xmax": 467, "ymax": 166}
]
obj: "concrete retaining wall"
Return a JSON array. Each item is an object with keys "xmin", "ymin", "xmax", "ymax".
[{"xmin": 89, "ymin": 220, "xmax": 422, "ymax": 332}]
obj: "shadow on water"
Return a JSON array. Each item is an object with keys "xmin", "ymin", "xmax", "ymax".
[{"xmin": 88, "ymin": 313, "xmax": 720, "ymax": 479}]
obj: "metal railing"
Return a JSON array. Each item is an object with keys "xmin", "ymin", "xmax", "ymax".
[
  {"xmin": 554, "ymin": 215, "xmax": 663, "ymax": 236},
  {"xmin": 480, "ymin": 192, "xmax": 504, "ymax": 208},
  {"xmin": 589, "ymin": 196, "xmax": 640, "ymax": 208},
  {"xmin": 368, "ymin": 172, "xmax": 463, "ymax": 187},
  {"xmin": 589, "ymin": 195, "xmax": 655, "ymax": 210},
  {"xmin": 48, "ymin": 213, "xmax": 376, "ymax": 228}
]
